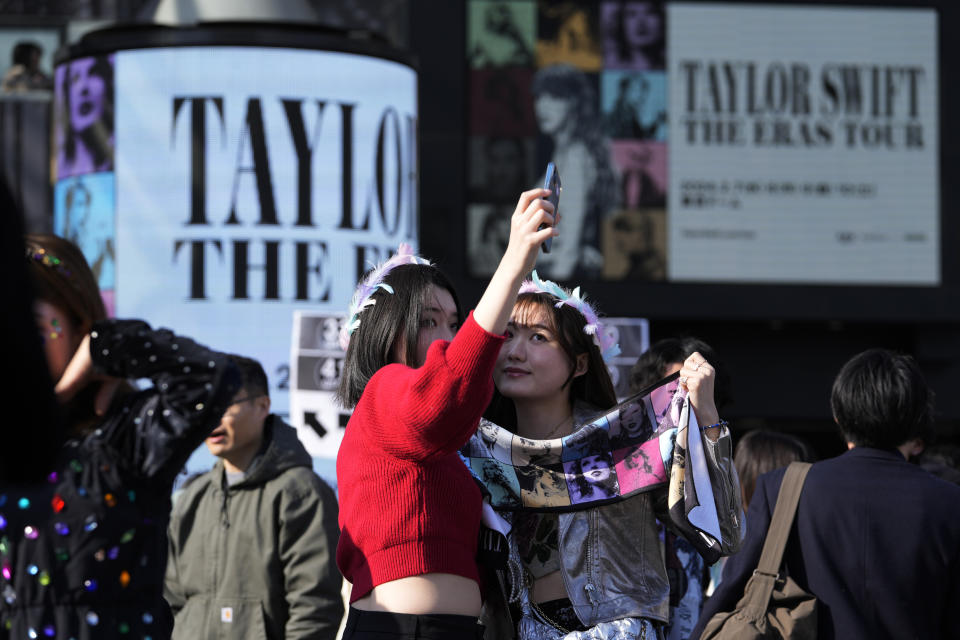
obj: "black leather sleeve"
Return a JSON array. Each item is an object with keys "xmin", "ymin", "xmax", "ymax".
[{"xmin": 89, "ymin": 319, "xmax": 241, "ymax": 487}]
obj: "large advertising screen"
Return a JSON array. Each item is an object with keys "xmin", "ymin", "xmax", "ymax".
[
  {"xmin": 464, "ymin": 1, "xmax": 939, "ymax": 288},
  {"xmin": 667, "ymin": 4, "xmax": 938, "ymax": 284},
  {"xmin": 53, "ymin": 44, "xmax": 418, "ymax": 416}
]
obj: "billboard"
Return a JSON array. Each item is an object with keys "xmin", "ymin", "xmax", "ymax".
[
  {"xmin": 53, "ymin": 44, "xmax": 418, "ymax": 416},
  {"xmin": 464, "ymin": 1, "xmax": 939, "ymax": 288},
  {"xmin": 667, "ymin": 4, "xmax": 938, "ymax": 284}
]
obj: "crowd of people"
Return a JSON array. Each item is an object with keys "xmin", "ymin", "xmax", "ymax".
[{"xmin": 2, "ymin": 183, "xmax": 960, "ymax": 640}]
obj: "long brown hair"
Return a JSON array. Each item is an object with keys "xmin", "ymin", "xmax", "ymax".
[
  {"xmin": 485, "ymin": 292, "xmax": 617, "ymax": 430},
  {"xmin": 25, "ymin": 233, "xmax": 106, "ymax": 335},
  {"xmin": 734, "ymin": 430, "xmax": 814, "ymax": 508},
  {"xmin": 25, "ymin": 233, "xmax": 109, "ymax": 434}
]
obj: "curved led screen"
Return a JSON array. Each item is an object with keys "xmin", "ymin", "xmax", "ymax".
[{"xmin": 53, "ymin": 43, "xmax": 418, "ymax": 416}]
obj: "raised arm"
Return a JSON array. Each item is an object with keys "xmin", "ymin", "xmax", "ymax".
[
  {"xmin": 356, "ymin": 189, "xmax": 557, "ymax": 461},
  {"xmin": 473, "ymin": 187, "xmax": 556, "ymax": 335},
  {"xmin": 58, "ymin": 319, "xmax": 241, "ymax": 487}
]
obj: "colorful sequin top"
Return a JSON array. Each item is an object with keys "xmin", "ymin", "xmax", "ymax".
[{"xmin": 0, "ymin": 319, "xmax": 240, "ymax": 640}]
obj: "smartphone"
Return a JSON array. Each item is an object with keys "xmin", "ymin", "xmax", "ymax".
[{"xmin": 540, "ymin": 162, "xmax": 561, "ymax": 253}]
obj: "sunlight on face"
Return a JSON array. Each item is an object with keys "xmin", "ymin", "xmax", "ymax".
[
  {"xmin": 494, "ymin": 305, "xmax": 574, "ymax": 402},
  {"xmin": 412, "ymin": 285, "xmax": 459, "ymax": 367},
  {"xmin": 534, "ymin": 93, "xmax": 573, "ymax": 135}
]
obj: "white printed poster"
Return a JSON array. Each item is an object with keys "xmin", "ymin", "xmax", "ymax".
[
  {"xmin": 667, "ymin": 5, "xmax": 938, "ymax": 284},
  {"xmin": 111, "ymin": 46, "xmax": 418, "ymax": 414}
]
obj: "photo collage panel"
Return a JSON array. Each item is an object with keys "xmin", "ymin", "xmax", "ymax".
[{"xmin": 466, "ymin": 1, "xmax": 668, "ymax": 282}]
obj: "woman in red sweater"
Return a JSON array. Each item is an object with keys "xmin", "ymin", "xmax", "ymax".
[{"xmin": 335, "ymin": 188, "xmax": 557, "ymax": 639}]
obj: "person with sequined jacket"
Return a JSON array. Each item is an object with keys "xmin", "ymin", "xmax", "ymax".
[
  {"xmin": 477, "ymin": 278, "xmax": 741, "ymax": 640},
  {"xmin": 0, "ymin": 233, "xmax": 240, "ymax": 639}
]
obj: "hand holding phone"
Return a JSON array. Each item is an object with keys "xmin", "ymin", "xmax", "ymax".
[{"xmin": 540, "ymin": 162, "xmax": 561, "ymax": 253}]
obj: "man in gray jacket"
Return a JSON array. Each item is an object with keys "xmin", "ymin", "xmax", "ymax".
[{"xmin": 165, "ymin": 355, "xmax": 344, "ymax": 639}]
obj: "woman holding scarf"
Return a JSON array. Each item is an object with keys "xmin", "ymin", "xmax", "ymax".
[{"xmin": 476, "ymin": 274, "xmax": 742, "ymax": 640}]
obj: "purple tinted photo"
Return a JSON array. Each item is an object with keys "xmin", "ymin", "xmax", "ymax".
[
  {"xmin": 564, "ymin": 452, "xmax": 619, "ymax": 504},
  {"xmin": 55, "ymin": 54, "xmax": 115, "ymax": 179},
  {"xmin": 601, "ymin": 2, "xmax": 666, "ymax": 71}
]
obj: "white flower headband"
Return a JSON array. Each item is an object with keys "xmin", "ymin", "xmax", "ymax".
[
  {"xmin": 338, "ymin": 243, "xmax": 432, "ymax": 350},
  {"xmin": 518, "ymin": 270, "xmax": 621, "ymax": 363}
]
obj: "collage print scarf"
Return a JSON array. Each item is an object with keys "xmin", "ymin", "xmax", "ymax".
[{"xmin": 463, "ymin": 374, "xmax": 735, "ymax": 561}]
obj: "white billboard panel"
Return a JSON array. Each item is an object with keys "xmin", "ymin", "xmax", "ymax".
[
  {"xmin": 667, "ymin": 5, "xmax": 938, "ymax": 284},
  {"xmin": 112, "ymin": 46, "xmax": 418, "ymax": 414}
]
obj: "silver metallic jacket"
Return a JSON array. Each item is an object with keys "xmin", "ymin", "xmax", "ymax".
[
  {"xmin": 482, "ymin": 404, "xmax": 743, "ymax": 636},
  {"xmin": 558, "ymin": 423, "xmax": 741, "ymax": 627}
]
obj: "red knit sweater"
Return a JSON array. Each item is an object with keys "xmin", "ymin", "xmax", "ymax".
[{"xmin": 336, "ymin": 313, "xmax": 505, "ymax": 602}]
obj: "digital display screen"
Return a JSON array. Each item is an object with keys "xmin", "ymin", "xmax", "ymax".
[
  {"xmin": 464, "ymin": 1, "xmax": 939, "ymax": 288},
  {"xmin": 667, "ymin": 4, "xmax": 938, "ymax": 285},
  {"xmin": 53, "ymin": 45, "xmax": 418, "ymax": 414}
]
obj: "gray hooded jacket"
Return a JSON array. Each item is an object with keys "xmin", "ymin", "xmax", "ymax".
[{"xmin": 165, "ymin": 416, "xmax": 343, "ymax": 639}]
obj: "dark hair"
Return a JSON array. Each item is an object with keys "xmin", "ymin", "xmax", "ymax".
[
  {"xmin": 25, "ymin": 233, "xmax": 108, "ymax": 436},
  {"xmin": 917, "ymin": 444, "xmax": 960, "ymax": 485},
  {"xmin": 629, "ymin": 336, "xmax": 732, "ymax": 409},
  {"xmin": 485, "ymin": 292, "xmax": 618, "ymax": 429},
  {"xmin": 531, "ymin": 65, "xmax": 618, "ymax": 262},
  {"xmin": 734, "ymin": 430, "xmax": 814, "ymax": 508},
  {"xmin": 608, "ymin": 1, "xmax": 666, "ymax": 68},
  {"xmin": 61, "ymin": 55, "xmax": 114, "ymax": 169},
  {"xmin": 25, "ymin": 233, "xmax": 106, "ymax": 336},
  {"xmin": 336, "ymin": 263, "xmax": 462, "ymax": 408},
  {"xmin": 532, "ymin": 65, "xmax": 611, "ymax": 162},
  {"xmin": 3, "ymin": 183, "xmax": 63, "ymax": 484},
  {"xmin": 12, "ymin": 42, "xmax": 41, "ymax": 67},
  {"xmin": 830, "ymin": 348, "xmax": 934, "ymax": 449},
  {"xmin": 228, "ymin": 355, "xmax": 269, "ymax": 398}
]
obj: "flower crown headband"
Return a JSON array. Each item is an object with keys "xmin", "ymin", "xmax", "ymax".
[
  {"xmin": 518, "ymin": 270, "xmax": 621, "ymax": 363},
  {"xmin": 339, "ymin": 243, "xmax": 432, "ymax": 350}
]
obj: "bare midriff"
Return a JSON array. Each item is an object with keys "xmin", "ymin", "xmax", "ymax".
[
  {"xmin": 352, "ymin": 573, "xmax": 482, "ymax": 616},
  {"xmin": 532, "ymin": 570, "xmax": 569, "ymax": 603}
]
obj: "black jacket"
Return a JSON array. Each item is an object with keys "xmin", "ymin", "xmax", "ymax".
[
  {"xmin": 0, "ymin": 319, "xmax": 240, "ymax": 639},
  {"xmin": 694, "ymin": 447, "xmax": 960, "ymax": 640}
]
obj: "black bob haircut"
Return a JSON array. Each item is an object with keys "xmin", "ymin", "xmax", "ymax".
[
  {"xmin": 629, "ymin": 336, "xmax": 732, "ymax": 410},
  {"xmin": 227, "ymin": 354, "xmax": 269, "ymax": 398},
  {"xmin": 831, "ymin": 348, "xmax": 934, "ymax": 449},
  {"xmin": 336, "ymin": 263, "xmax": 462, "ymax": 409}
]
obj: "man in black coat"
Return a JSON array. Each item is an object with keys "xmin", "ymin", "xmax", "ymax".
[{"xmin": 694, "ymin": 349, "xmax": 960, "ymax": 640}]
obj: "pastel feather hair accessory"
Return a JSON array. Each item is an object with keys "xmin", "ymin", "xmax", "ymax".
[
  {"xmin": 339, "ymin": 243, "xmax": 432, "ymax": 350},
  {"xmin": 518, "ymin": 270, "xmax": 622, "ymax": 363}
]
